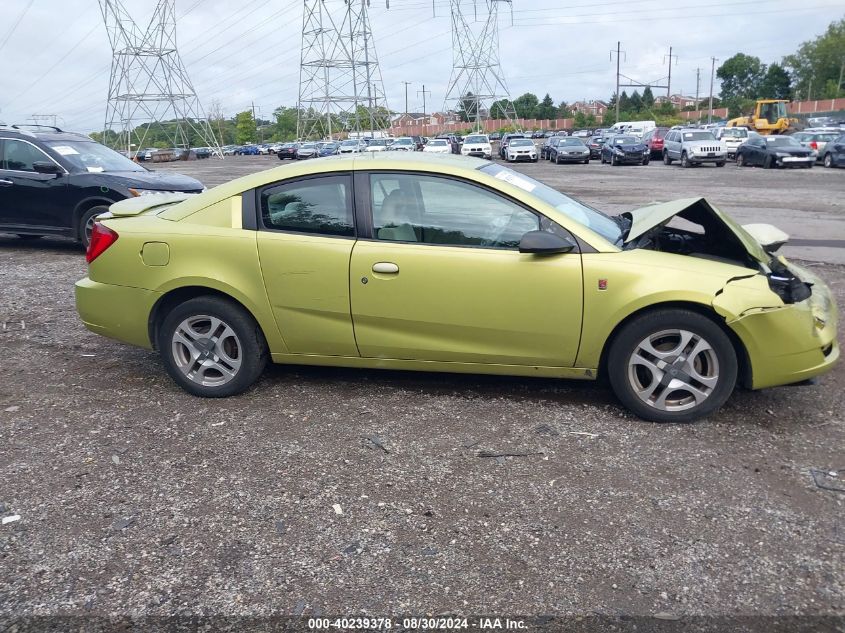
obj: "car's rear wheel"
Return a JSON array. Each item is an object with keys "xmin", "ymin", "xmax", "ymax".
[
  {"xmin": 823, "ymin": 153, "xmax": 833, "ymax": 168},
  {"xmin": 157, "ymin": 296, "xmax": 268, "ymax": 397},
  {"xmin": 607, "ymin": 309, "xmax": 737, "ymax": 423},
  {"xmin": 79, "ymin": 205, "xmax": 110, "ymax": 249},
  {"xmin": 663, "ymin": 152, "xmax": 672, "ymax": 165}
]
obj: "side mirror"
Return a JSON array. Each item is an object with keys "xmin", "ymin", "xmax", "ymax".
[
  {"xmin": 33, "ymin": 161, "xmax": 62, "ymax": 175},
  {"xmin": 518, "ymin": 230, "xmax": 576, "ymax": 255}
]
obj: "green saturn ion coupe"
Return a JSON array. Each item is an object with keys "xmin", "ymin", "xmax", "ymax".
[{"xmin": 75, "ymin": 153, "xmax": 838, "ymax": 423}]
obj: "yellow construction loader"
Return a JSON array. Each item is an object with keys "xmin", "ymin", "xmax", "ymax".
[{"xmin": 726, "ymin": 99, "xmax": 800, "ymax": 135}]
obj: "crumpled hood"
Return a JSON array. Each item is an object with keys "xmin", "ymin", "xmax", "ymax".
[{"xmin": 622, "ymin": 197, "xmax": 770, "ymax": 264}]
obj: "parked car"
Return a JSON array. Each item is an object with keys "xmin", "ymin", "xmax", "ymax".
[
  {"xmin": 498, "ymin": 133, "xmax": 526, "ymax": 159},
  {"xmin": 0, "ymin": 125, "xmax": 203, "ymax": 247},
  {"xmin": 338, "ymin": 139, "xmax": 369, "ymax": 154},
  {"xmin": 137, "ymin": 147, "xmax": 158, "ymax": 162},
  {"xmin": 584, "ymin": 136, "xmax": 605, "ymax": 159},
  {"xmin": 531, "ymin": 130, "xmax": 546, "ymax": 139},
  {"xmin": 572, "ymin": 130, "xmax": 592, "ymax": 138},
  {"xmin": 192, "ymin": 147, "xmax": 212, "ymax": 159},
  {"xmin": 600, "ymin": 134, "xmax": 650, "ymax": 166},
  {"xmin": 790, "ymin": 131, "xmax": 840, "ymax": 163},
  {"xmin": 662, "ymin": 129, "xmax": 727, "ymax": 167},
  {"xmin": 257, "ymin": 144, "xmax": 273, "ymax": 155},
  {"xmin": 422, "ymin": 138, "xmax": 452, "ymax": 154},
  {"xmin": 504, "ymin": 138, "xmax": 538, "ymax": 162},
  {"xmin": 549, "ymin": 137, "xmax": 590, "ymax": 164},
  {"xmin": 317, "ymin": 141, "xmax": 340, "ymax": 157},
  {"xmin": 388, "ymin": 137, "xmax": 416, "ymax": 152},
  {"xmin": 460, "ymin": 134, "xmax": 493, "ymax": 159},
  {"xmin": 276, "ymin": 143, "xmax": 300, "ymax": 160},
  {"xmin": 643, "ymin": 127, "xmax": 668, "ymax": 158},
  {"xmin": 735, "ymin": 135, "xmax": 815, "ymax": 169},
  {"xmin": 488, "ymin": 132, "xmax": 502, "ymax": 141},
  {"xmin": 714, "ymin": 127, "xmax": 750, "ymax": 159},
  {"xmin": 409, "ymin": 135, "xmax": 426, "ymax": 151},
  {"xmin": 240, "ymin": 145, "xmax": 260, "ymax": 156},
  {"xmin": 295, "ymin": 142, "xmax": 319, "ymax": 159},
  {"xmin": 819, "ymin": 134, "xmax": 845, "ymax": 168},
  {"xmin": 363, "ymin": 139, "xmax": 391, "ymax": 152},
  {"xmin": 541, "ymin": 136, "xmax": 562, "ymax": 160},
  {"xmin": 222, "ymin": 145, "xmax": 240, "ymax": 156},
  {"xmin": 74, "ymin": 153, "xmax": 839, "ymax": 423}
]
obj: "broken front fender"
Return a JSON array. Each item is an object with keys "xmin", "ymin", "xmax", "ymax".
[{"xmin": 714, "ymin": 272, "xmax": 839, "ymax": 389}]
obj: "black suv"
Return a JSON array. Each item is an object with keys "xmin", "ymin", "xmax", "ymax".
[{"xmin": 0, "ymin": 125, "xmax": 203, "ymax": 247}]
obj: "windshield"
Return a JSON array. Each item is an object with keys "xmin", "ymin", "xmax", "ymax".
[
  {"xmin": 464, "ymin": 135, "xmax": 488, "ymax": 144},
  {"xmin": 766, "ymin": 136, "xmax": 801, "ymax": 147},
  {"xmin": 721, "ymin": 128, "xmax": 747, "ymax": 138},
  {"xmin": 47, "ymin": 140, "xmax": 145, "ymax": 172},
  {"xmin": 682, "ymin": 131, "xmax": 716, "ymax": 141},
  {"xmin": 561, "ymin": 138, "xmax": 584, "ymax": 146},
  {"xmin": 613, "ymin": 136, "xmax": 638, "ymax": 145},
  {"xmin": 340, "ymin": 140, "xmax": 360, "ymax": 146},
  {"xmin": 480, "ymin": 163, "xmax": 621, "ymax": 244},
  {"xmin": 510, "ymin": 139, "xmax": 534, "ymax": 146},
  {"xmin": 301, "ymin": 143, "xmax": 317, "ymax": 149}
]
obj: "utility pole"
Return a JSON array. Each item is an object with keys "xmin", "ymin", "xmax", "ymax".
[
  {"xmin": 695, "ymin": 67, "xmax": 701, "ymax": 106},
  {"xmin": 664, "ymin": 46, "xmax": 678, "ymax": 98},
  {"xmin": 402, "ymin": 81, "xmax": 411, "ymax": 116},
  {"xmin": 610, "ymin": 41, "xmax": 624, "ymax": 122},
  {"xmin": 418, "ymin": 84, "xmax": 431, "ymax": 136},
  {"xmin": 808, "ymin": 77, "xmax": 813, "ymax": 101},
  {"xmin": 708, "ymin": 57, "xmax": 718, "ymax": 124}
]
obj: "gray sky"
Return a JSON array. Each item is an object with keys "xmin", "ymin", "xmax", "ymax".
[{"xmin": 0, "ymin": 0, "xmax": 840, "ymax": 132}]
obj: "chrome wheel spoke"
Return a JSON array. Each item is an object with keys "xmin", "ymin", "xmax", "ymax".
[{"xmin": 170, "ymin": 314, "xmax": 242, "ymax": 388}]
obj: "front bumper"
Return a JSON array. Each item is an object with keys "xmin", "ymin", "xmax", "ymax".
[
  {"xmin": 508, "ymin": 153, "xmax": 537, "ymax": 161},
  {"xmin": 75, "ymin": 277, "xmax": 160, "ymax": 350},
  {"xmin": 612, "ymin": 152, "xmax": 647, "ymax": 164},
  {"xmin": 776, "ymin": 155, "xmax": 815, "ymax": 167},
  {"xmin": 687, "ymin": 151, "xmax": 727, "ymax": 163},
  {"xmin": 554, "ymin": 152, "xmax": 590, "ymax": 162},
  {"xmin": 462, "ymin": 149, "xmax": 492, "ymax": 159},
  {"xmin": 725, "ymin": 267, "xmax": 839, "ymax": 389}
]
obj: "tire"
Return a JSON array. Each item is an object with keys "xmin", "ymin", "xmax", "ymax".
[
  {"xmin": 157, "ymin": 296, "xmax": 268, "ymax": 398},
  {"xmin": 583, "ymin": 159, "xmax": 590, "ymax": 164},
  {"xmin": 823, "ymin": 153, "xmax": 833, "ymax": 168},
  {"xmin": 611, "ymin": 154, "xmax": 618, "ymax": 166},
  {"xmin": 763, "ymin": 156, "xmax": 773, "ymax": 169},
  {"xmin": 716, "ymin": 161, "xmax": 725, "ymax": 167},
  {"xmin": 736, "ymin": 153, "xmax": 746, "ymax": 167},
  {"xmin": 555, "ymin": 156, "xmax": 561, "ymax": 165},
  {"xmin": 78, "ymin": 205, "xmax": 110, "ymax": 249},
  {"xmin": 680, "ymin": 152, "xmax": 691, "ymax": 168},
  {"xmin": 607, "ymin": 309, "xmax": 738, "ymax": 423},
  {"xmin": 641, "ymin": 157, "xmax": 650, "ymax": 166},
  {"xmin": 663, "ymin": 152, "xmax": 672, "ymax": 165}
]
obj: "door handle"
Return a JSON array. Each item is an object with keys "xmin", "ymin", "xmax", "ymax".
[
  {"xmin": 0, "ymin": 179, "xmax": 12, "ymax": 186},
  {"xmin": 372, "ymin": 262, "xmax": 399, "ymax": 274}
]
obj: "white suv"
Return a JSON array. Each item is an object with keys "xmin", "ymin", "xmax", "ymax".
[
  {"xmin": 460, "ymin": 133, "xmax": 493, "ymax": 159},
  {"xmin": 662, "ymin": 129, "xmax": 727, "ymax": 167},
  {"xmin": 714, "ymin": 127, "xmax": 750, "ymax": 159}
]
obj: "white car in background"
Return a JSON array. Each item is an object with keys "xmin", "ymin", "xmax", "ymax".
[
  {"xmin": 505, "ymin": 138, "xmax": 538, "ymax": 162},
  {"xmin": 422, "ymin": 138, "xmax": 452, "ymax": 154},
  {"xmin": 388, "ymin": 137, "xmax": 417, "ymax": 152},
  {"xmin": 714, "ymin": 127, "xmax": 750, "ymax": 158},
  {"xmin": 363, "ymin": 138, "xmax": 391, "ymax": 152},
  {"xmin": 460, "ymin": 133, "xmax": 493, "ymax": 159}
]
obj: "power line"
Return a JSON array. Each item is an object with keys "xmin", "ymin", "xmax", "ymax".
[{"xmin": 0, "ymin": 0, "xmax": 34, "ymax": 53}]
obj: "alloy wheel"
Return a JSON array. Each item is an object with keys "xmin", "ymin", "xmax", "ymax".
[
  {"xmin": 171, "ymin": 314, "xmax": 242, "ymax": 387},
  {"xmin": 627, "ymin": 328, "xmax": 719, "ymax": 412}
]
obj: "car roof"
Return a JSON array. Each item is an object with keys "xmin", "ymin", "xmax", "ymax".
[{"xmin": 0, "ymin": 126, "xmax": 93, "ymax": 143}]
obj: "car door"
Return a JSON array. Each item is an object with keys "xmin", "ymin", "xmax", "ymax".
[
  {"xmin": 349, "ymin": 171, "xmax": 584, "ymax": 367},
  {"xmin": 255, "ymin": 173, "xmax": 359, "ymax": 356},
  {"xmin": 0, "ymin": 138, "xmax": 68, "ymax": 229}
]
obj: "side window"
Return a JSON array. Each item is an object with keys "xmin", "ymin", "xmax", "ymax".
[
  {"xmin": 370, "ymin": 173, "xmax": 541, "ymax": 249},
  {"xmin": 1, "ymin": 139, "xmax": 51, "ymax": 172},
  {"xmin": 260, "ymin": 174, "xmax": 354, "ymax": 237}
]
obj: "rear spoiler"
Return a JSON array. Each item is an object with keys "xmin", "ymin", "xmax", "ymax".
[{"xmin": 109, "ymin": 192, "xmax": 195, "ymax": 217}]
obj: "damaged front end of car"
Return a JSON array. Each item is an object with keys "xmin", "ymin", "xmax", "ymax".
[{"xmin": 618, "ymin": 197, "xmax": 839, "ymax": 389}]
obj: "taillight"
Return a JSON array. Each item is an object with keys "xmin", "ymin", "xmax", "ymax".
[
  {"xmin": 86, "ymin": 222, "xmax": 119, "ymax": 263},
  {"xmin": 809, "ymin": 141, "xmax": 818, "ymax": 150}
]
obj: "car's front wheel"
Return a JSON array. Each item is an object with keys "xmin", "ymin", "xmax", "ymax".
[
  {"xmin": 680, "ymin": 152, "xmax": 691, "ymax": 168},
  {"xmin": 607, "ymin": 309, "xmax": 737, "ymax": 423},
  {"xmin": 736, "ymin": 153, "xmax": 746, "ymax": 167},
  {"xmin": 79, "ymin": 205, "xmax": 110, "ymax": 249},
  {"xmin": 157, "ymin": 296, "xmax": 268, "ymax": 397},
  {"xmin": 823, "ymin": 153, "xmax": 833, "ymax": 168}
]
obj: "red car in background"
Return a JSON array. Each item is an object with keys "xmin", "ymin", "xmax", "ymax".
[{"xmin": 644, "ymin": 127, "xmax": 669, "ymax": 158}]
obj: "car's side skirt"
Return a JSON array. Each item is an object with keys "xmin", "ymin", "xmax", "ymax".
[{"xmin": 270, "ymin": 352, "xmax": 598, "ymax": 380}]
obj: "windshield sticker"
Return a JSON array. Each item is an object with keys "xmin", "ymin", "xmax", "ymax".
[
  {"xmin": 52, "ymin": 145, "xmax": 79, "ymax": 155},
  {"xmin": 494, "ymin": 170, "xmax": 536, "ymax": 192},
  {"xmin": 87, "ymin": 166, "xmax": 105, "ymax": 173}
]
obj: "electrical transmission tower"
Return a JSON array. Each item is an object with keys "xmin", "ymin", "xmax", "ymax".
[
  {"xmin": 297, "ymin": 0, "xmax": 390, "ymax": 140},
  {"xmin": 443, "ymin": 0, "xmax": 517, "ymax": 132},
  {"xmin": 100, "ymin": 0, "xmax": 222, "ymax": 156}
]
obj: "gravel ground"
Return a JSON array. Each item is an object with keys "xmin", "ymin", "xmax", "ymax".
[{"xmin": 0, "ymin": 155, "xmax": 843, "ymax": 627}]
